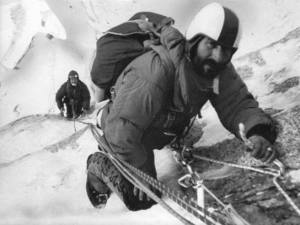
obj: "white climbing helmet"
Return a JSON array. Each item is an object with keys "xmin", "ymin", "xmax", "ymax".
[{"xmin": 186, "ymin": 2, "xmax": 241, "ymax": 49}]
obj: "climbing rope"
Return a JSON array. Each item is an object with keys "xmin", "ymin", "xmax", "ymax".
[
  {"xmin": 119, "ymin": 154, "xmax": 229, "ymax": 225},
  {"xmin": 85, "ymin": 119, "xmax": 300, "ymax": 223},
  {"xmin": 192, "ymin": 154, "xmax": 280, "ymax": 177},
  {"xmin": 90, "ymin": 125, "xmax": 202, "ymax": 225},
  {"xmin": 174, "ymin": 147, "xmax": 251, "ymax": 225},
  {"xmin": 71, "ymin": 100, "xmax": 77, "ymax": 132},
  {"xmin": 90, "ymin": 125, "xmax": 232, "ymax": 225},
  {"xmin": 273, "ymin": 176, "xmax": 300, "ymax": 216},
  {"xmin": 189, "ymin": 149, "xmax": 300, "ymax": 217}
]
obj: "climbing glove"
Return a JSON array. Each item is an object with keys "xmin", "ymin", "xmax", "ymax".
[{"xmin": 248, "ymin": 135, "xmax": 277, "ymax": 163}]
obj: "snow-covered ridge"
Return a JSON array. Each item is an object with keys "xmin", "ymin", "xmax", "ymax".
[
  {"xmin": 1, "ymin": 0, "xmax": 300, "ymax": 128},
  {"xmin": 233, "ymin": 26, "xmax": 300, "ymax": 110},
  {"xmin": 0, "ymin": 0, "xmax": 66, "ymax": 69}
]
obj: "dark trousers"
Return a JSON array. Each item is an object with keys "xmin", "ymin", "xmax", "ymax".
[
  {"xmin": 86, "ymin": 121, "xmax": 174, "ymax": 210},
  {"xmin": 64, "ymin": 101, "xmax": 82, "ymax": 118}
]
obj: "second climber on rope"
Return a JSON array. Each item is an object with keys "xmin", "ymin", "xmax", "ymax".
[
  {"xmin": 86, "ymin": 3, "xmax": 279, "ymax": 211},
  {"xmin": 56, "ymin": 70, "xmax": 91, "ymax": 119}
]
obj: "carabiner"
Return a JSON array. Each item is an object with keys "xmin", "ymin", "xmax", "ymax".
[{"xmin": 273, "ymin": 159, "xmax": 285, "ymax": 176}]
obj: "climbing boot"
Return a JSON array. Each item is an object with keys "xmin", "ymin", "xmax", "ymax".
[
  {"xmin": 87, "ymin": 151, "xmax": 159, "ymax": 211},
  {"xmin": 86, "ymin": 153, "xmax": 112, "ymax": 208}
]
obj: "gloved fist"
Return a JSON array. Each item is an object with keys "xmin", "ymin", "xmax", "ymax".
[{"xmin": 248, "ymin": 135, "xmax": 277, "ymax": 163}]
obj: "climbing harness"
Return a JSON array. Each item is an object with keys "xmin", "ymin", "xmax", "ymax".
[{"xmin": 170, "ymin": 116, "xmax": 197, "ymax": 150}]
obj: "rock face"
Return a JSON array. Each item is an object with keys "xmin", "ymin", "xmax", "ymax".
[
  {"xmin": 186, "ymin": 27, "xmax": 300, "ymax": 225},
  {"xmin": 190, "ymin": 105, "xmax": 300, "ymax": 225}
]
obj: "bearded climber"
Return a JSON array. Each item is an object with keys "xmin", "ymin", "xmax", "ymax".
[{"xmin": 86, "ymin": 3, "xmax": 278, "ymax": 211}]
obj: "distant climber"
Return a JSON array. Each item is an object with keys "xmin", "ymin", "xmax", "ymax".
[{"xmin": 56, "ymin": 70, "xmax": 91, "ymax": 119}]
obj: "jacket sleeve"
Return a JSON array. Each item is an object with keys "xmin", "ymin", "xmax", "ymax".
[
  {"xmin": 80, "ymin": 82, "xmax": 91, "ymax": 110},
  {"xmin": 209, "ymin": 64, "xmax": 277, "ymax": 143},
  {"xmin": 55, "ymin": 83, "xmax": 66, "ymax": 109},
  {"xmin": 103, "ymin": 54, "xmax": 170, "ymax": 175}
]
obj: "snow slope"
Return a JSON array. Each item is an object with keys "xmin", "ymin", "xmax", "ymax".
[
  {"xmin": 0, "ymin": 0, "xmax": 66, "ymax": 68},
  {"xmin": 0, "ymin": 115, "xmax": 188, "ymax": 225},
  {"xmin": 0, "ymin": 0, "xmax": 300, "ymax": 224}
]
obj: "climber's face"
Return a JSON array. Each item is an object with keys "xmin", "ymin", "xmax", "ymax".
[
  {"xmin": 192, "ymin": 36, "xmax": 234, "ymax": 78},
  {"xmin": 69, "ymin": 75, "xmax": 78, "ymax": 86}
]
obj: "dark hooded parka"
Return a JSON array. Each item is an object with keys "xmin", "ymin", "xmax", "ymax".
[
  {"xmin": 56, "ymin": 73, "xmax": 90, "ymax": 116},
  {"xmin": 101, "ymin": 26, "xmax": 276, "ymax": 178}
]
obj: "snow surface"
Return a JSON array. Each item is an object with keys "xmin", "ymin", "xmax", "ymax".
[{"xmin": 0, "ymin": 0, "xmax": 300, "ymax": 224}]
